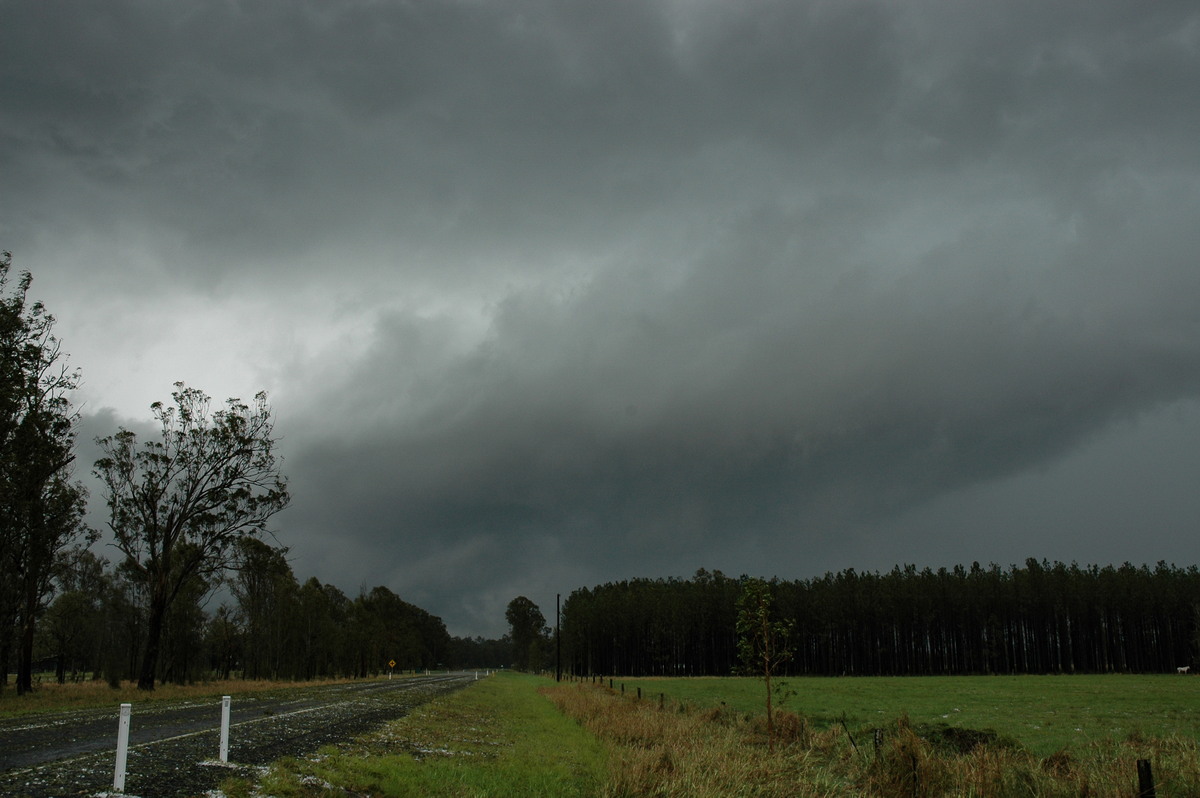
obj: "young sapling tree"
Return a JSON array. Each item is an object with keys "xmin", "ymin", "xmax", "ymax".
[{"xmin": 736, "ymin": 577, "xmax": 795, "ymax": 752}]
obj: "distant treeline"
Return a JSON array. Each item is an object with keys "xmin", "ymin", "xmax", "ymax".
[
  {"xmin": 560, "ymin": 561, "xmax": 1200, "ymax": 677},
  {"xmin": 12, "ymin": 541, "xmax": 509, "ymax": 686}
]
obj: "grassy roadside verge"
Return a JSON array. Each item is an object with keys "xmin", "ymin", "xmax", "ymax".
[
  {"xmin": 544, "ymin": 681, "xmax": 1200, "ymax": 797},
  {"xmin": 221, "ymin": 672, "xmax": 608, "ymax": 798}
]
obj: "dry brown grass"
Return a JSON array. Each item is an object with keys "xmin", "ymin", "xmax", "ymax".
[
  {"xmin": 0, "ymin": 675, "xmax": 377, "ymax": 717},
  {"xmin": 545, "ymin": 683, "xmax": 849, "ymax": 797},
  {"xmin": 544, "ymin": 681, "xmax": 1200, "ymax": 797}
]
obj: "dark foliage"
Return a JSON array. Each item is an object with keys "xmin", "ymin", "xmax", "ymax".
[
  {"xmin": 560, "ymin": 560, "xmax": 1200, "ymax": 677},
  {"xmin": 0, "ymin": 252, "xmax": 92, "ymax": 694},
  {"xmin": 446, "ymin": 634, "xmax": 513, "ymax": 670}
]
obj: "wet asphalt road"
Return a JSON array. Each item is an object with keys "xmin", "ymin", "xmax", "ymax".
[{"xmin": 0, "ymin": 673, "xmax": 476, "ymax": 797}]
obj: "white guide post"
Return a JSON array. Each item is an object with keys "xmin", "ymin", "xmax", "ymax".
[
  {"xmin": 113, "ymin": 702, "xmax": 132, "ymax": 793},
  {"xmin": 219, "ymin": 695, "xmax": 231, "ymax": 763}
]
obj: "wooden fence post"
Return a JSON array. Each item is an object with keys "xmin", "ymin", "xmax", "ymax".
[{"xmin": 1137, "ymin": 759, "xmax": 1156, "ymax": 797}]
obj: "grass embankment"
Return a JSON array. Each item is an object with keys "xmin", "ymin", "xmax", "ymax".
[
  {"xmin": 221, "ymin": 672, "xmax": 607, "ymax": 798},
  {"xmin": 616, "ymin": 674, "xmax": 1200, "ymax": 757},
  {"xmin": 0, "ymin": 675, "xmax": 380, "ymax": 719},
  {"xmin": 546, "ymin": 679, "xmax": 1200, "ymax": 797},
  {"xmin": 227, "ymin": 673, "xmax": 1200, "ymax": 797}
]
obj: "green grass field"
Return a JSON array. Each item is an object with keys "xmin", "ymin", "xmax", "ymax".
[{"xmin": 614, "ymin": 674, "xmax": 1200, "ymax": 756}]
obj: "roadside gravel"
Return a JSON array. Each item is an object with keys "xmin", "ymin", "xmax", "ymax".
[{"xmin": 0, "ymin": 673, "xmax": 475, "ymax": 798}]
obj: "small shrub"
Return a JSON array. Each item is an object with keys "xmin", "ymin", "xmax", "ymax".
[
  {"xmin": 1041, "ymin": 748, "xmax": 1075, "ymax": 778},
  {"xmin": 772, "ymin": 709, "xmax": 811, "ymax": 748},
  {"xmin": 912, "ymin": 722, "xmax": 1021, "ymax": 756},
  {"xmin": 867, "ymin": 719, "xmax": 951, "ymax": 797},
  {"xmin": 697, "ymin": 703, "xmax": 736, "ymax": 726}
]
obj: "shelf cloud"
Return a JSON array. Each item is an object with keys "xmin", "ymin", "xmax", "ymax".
[{"xmin": 5, "ymin": 0, "xmax": 1200, "ymax": 635}]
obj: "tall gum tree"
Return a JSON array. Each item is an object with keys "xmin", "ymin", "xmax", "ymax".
[
  {"xmin": 95, "ymin": 383, "xmax": 290, "ymax": 690},
  {"xmin": 0, "ymin": 251, "xmax": 92, "ymax": 695}
]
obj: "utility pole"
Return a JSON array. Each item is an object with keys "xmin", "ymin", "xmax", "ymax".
[{"xmin": 556, "ymin": 593, "xmax": 561, "ymax": 682}]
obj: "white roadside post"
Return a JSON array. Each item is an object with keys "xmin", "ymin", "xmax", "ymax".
[
  {"xmin": 219, "ymin": 695, "xmax": 232, "ymax": 763},
  {"xmin": 113, "ymin": 702, "xmax": 132, "ymax": 793}
]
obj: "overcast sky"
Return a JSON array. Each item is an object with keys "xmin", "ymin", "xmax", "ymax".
[{"xmin": 4, "ymin": 0, "xmax": 1200, "ymax": 638}]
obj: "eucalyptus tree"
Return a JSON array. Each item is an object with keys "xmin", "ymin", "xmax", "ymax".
[
  {"xmin": 506, "ymin": 596, "xmax": 549, "ymax": 672},
  {"xmin": 0, "ymin": 252, "xmax": 92, "ymax": 694},
  {"xmin": 94, "ymin": 383, "xmax": 290, "ymax": 690},
  {"xmin": 350, "ymin": 585, "xmax": 449, "ymax": 674},
  {"xmin": 38, "ymin": 549, "xmax": 110, "ymax": 682},
  {"xmin": 231, "ymin": 537, "xmax": 298, "ymax": 679},
  {"xmin": 206, "ymin": 605, "xmax": 241, "ymax": 680},
  {"xmin": 158, "ymin": 557, "xmax": 213, "ymax": 685},
  {"xmin": 294, "ymin": 577, "xmax": 342, "ymax": 679}
]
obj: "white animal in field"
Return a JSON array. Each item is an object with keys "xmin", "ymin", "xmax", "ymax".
[{"xmin": 1178, "ymin": 666, "xmax": 1190, "ymax": 674}]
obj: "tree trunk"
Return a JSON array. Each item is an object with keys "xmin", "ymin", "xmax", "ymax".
[
  {"xmin": 16, "ymin": 564, "xmax": 44, "ymax": 695},
  {"xmin": 762, "ymin": 613, "xmax": 775, "ymax": 753},
  {"xmin": 16, "ymin": 607, "xmax": 35, "ymax": 694},
  {"xmin": 138, "ymin": 591, "xmax": 168, "ymax": 691},
  {"xmin": 0, "ymin": 630, "xmax": 9, "ymax": 689}
]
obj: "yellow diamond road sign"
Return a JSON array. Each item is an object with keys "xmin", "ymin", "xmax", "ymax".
[{"xmin": 389, "ymin": 660, "xmax": 396, "ymax": 668}]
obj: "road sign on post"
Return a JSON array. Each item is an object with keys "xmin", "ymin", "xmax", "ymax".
[{"xmin": 389, "ymin": 659, "xmax": 396, "ymax": 679}]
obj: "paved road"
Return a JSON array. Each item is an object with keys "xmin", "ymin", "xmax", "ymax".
[{"xmin": 0, "ymin": 673, "xmax": 477, "ymax": 797}]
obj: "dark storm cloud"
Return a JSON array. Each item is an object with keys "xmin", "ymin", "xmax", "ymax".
[
  {"xmin": 294, "ymin": 185, "xmax": 1200, "ymax": 632},
  {"xmin": 5, "ymin": 0, "xmax": 1200, "ymax": 634}
]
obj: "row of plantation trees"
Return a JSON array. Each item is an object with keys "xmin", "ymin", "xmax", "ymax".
[
  {"xmin": 561, "ymin": 561, "xmax": 1200, "ymax": 677},
  {"xmin": 34, "ymin": 541, "xmax": 454, "ymax": 685},
  {"xmin": 1, "ymin": 252, "xmax": 463, "ymax": 691}
]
